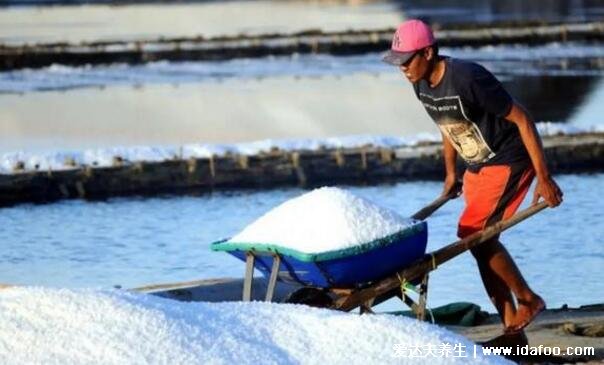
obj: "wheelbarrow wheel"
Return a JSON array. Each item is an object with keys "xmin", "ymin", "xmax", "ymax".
[{"xmin": 283, "ymin": 287, "xmax": 334, "ymax": 308}]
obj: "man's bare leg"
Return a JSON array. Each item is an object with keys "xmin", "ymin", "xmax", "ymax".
[
  {"xmin": 471, "ymin": 239, "xmax": 517, "ymax": 327},
  {"xmin": 471, "ymin": 238, "xmax": 545, "ymax": 331}
]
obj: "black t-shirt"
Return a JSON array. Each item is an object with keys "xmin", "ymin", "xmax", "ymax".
[{"xmin": 413, "ymin": 57, "xmax": 529, "ymax": 170}]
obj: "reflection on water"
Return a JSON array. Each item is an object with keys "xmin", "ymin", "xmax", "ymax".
[
  {"xmin": 570, "ymin": 78, "xmax": 604, "ymax": 127},
  {"xmin": 395, "ymin": 0, "xmax": 604, "ymax": 25},
  {"xmin": 503, "ymin": 76, "xmax": 600, "ymax": 123}
]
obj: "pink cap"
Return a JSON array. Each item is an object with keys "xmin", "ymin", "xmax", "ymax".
[{"xmin": 383, "ymin": 19, "xmax": 435, "ymax": 66}]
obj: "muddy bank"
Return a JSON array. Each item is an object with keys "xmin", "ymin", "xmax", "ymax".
[{"xmin": 0, "ymin": 132, "xmax": 602, "ymax": 207}]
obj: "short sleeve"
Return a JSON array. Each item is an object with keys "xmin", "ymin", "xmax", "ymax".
[
  {"xmin": 412, "ymin": 82, "xmax": 421, "ymax": 100},
  {"xmin": 465, "ymin": 64, "xmax": 513, "ymax": 117}
]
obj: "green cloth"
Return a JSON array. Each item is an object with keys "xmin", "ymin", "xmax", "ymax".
[{"xmin": 387, "ymin": 302, "xmax": 489, "ymax": 327}]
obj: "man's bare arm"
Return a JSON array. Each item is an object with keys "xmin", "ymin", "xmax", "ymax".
[
  {"xmin": 441, "ymin": 132, "xmax": 459, "ymax": 196},
  {"xmin": 505, "ymin": 102, "xmax": 563, "ymax": 207}
]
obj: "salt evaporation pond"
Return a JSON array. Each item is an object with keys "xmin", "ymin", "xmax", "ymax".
[
  {"xmin": 4, "ymin": 44, "xmax": 604, "ymax": 94},
  {"xmin": 0, "ymin": 174, "xmax": 603, "ymax": 312},
  {"xmin": 0, "ymin": 287, "xmax": 509, "ymax": 365}
]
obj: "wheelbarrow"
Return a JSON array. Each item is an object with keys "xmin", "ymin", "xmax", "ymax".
[{"xmin": 211, "ymin": 183, "xmax": 549, "ymax": 320}]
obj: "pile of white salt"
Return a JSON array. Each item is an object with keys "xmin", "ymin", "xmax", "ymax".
[
  {"xmin": 227, "ymin": 187, "xmax": 420, "ymax": 253},
  {"xmin": 0, "ymin": 287, "xmax": 509, "ymax": 365}
]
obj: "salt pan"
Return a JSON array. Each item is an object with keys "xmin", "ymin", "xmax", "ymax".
[
  {"xmin": 0, "ymin": 125, "xmax": 598, "ymax": 173},
  {"xmin": 227, "ymin": 187, "xmax": 420, "ymax": 253},
  {"xmin": 0, "ymin": 287, "xmax": 509, "ymax": 365}
]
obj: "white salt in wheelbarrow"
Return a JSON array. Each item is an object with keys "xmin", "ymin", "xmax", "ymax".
[{"xmin": 212, "ymin": 183, "xmax": 548, "ymax": 319}]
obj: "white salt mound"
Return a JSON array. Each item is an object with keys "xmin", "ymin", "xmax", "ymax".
[
  {"xmin": 228, "ymin": 187, "xmax": 418, "ymax": 253},
  {"xmin": 0, "ymin": 287, "xmax": 509, "ymax": 365}
]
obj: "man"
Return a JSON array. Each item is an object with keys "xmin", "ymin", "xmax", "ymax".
[{"xmin": 383, "ymin": 19, "xmax": 563, "ymax": 334}]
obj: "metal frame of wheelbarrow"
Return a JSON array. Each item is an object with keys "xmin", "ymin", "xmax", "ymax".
[{"xmin": 240, "ymin": 184, "xmax": 549, "ymax": 320}]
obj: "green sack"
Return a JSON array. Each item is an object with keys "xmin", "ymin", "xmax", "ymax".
[{"xmin": 388, "ymin": 302, "xmax": 489, "ymax": 327}]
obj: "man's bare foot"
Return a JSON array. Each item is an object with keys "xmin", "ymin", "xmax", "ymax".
[{"xmin": 505, "ymin": 296, "xmax": 546, "ymax": 334}]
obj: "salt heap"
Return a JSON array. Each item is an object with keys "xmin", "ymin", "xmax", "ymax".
[
  {"xmin": 0, "ymin": 287, "xmax": 509, "ymax": 365},
  {"xmin": 228, "ymin": 187, "xmax": 418, "ymax": 253}
]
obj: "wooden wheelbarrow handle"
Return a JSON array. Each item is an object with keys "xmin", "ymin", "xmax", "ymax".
[
  {"xmin": 335, "ymin": 201, "xmax": 549, "ymax": 311},
  {"xmin": 411, "ymin": 180, "xmax": 463, "ymax": 221}
]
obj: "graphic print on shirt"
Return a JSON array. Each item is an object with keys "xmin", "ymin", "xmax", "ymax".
[{"xmin": 419, "ymin": 93, "xmax": 495, "ymax": 164}]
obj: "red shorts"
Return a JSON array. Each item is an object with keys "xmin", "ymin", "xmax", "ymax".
[{"xmin": 458, "ymin": 163, "xmax": 535, "ymax": 238}]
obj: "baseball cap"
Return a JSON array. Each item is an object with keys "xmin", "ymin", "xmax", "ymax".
[{"xmin": 382, "ymin": 19, "xmax": 435, "ymax": 66}]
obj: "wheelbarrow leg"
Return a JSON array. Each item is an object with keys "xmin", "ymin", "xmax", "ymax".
[
  {"xmin": 360, "ymin": 298, "xmax": 375, "ymax": 314},
  {"xmin": 243, "ymin": 252, "xmax": 255, "ymax": 301},
  {"xmin": 417, "ymin": 274, "xmax": 430, "ymax": 321},
  {"xmin": 265, "ymin": 254, "xmax": 281, "ymax": 302},
  {"xmin": 395, "ymin": 274, "xmax": 429, "ymax": 321},
  {"xmin": 400, "ymin": 291, "xmax": 419, "ymax": 313}
]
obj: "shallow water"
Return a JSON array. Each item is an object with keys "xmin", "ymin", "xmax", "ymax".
[
  {"xmin": 3, "ymin": 44, "xmax": 604, "ymax": 94},
  {"xmin": 1, "ymin": 44, "xmax": 604, "ymax": 154},
  {"xmin": 1, "ymin": 173, "xmax": 602, "ymax": 311},
  {"xmin": 2, "ymin": 44, "xmax": 603, "ymax": 129},
  {"xmin": 395, "ymin": 0, "xmax": 604, "ymax": 25}
]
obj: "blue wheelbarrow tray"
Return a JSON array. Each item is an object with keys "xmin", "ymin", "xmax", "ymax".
[{"xmin": 211, "ymin": 220, "xmax": 428, "ymax": 288}]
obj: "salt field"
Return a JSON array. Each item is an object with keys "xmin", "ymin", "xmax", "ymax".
[
  {"xmin": 1, "ymin": 1, "xmax": 604, "ymax": 362},
  {"xmin": 2, "ymin": 3, "xmax": 604, "ymax": 153},
  {"xmin": 1, "ymin": 173, "xmax": 602, "ymax": 313},
  {"xmin": 4, "ymin": 44, "xmax": 604, "ymax": 94},
  {"xmin": 2, "ymin": 47, "xmax": 604, "ymax": 154}
]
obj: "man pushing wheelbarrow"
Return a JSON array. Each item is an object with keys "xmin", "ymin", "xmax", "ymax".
[{"xmin": 382, "ymin": 19, "xmax": 564, "ymax": 335}]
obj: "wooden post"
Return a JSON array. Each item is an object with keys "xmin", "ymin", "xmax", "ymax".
[
  {"xmin": 238, "ymin": 155, "xmax": 248, "ymax": 169},
  {"xmin": 291, "ymin": 152, "xmax": 307, "ymax": 185},
  {"xmin": 187, "ymin": 158, "xmax": 197, "ymax": 174},
  {"xmin": 360, "ymin": 148, "xmax": 367, "ymax": 170},
  {"xmin": 208, "ymin": 155, "xmax": 216, "ymax": 178},
  {"xmin": 83, "ymin": 166, "xmax": 93, "ymax": 178},
  {"xmin": 380, "ymin": 148, "xmax": 393, "ymax": 164},
  {"xmin": 334, "ymin": 150, "xmax": 345, "ymax": 167},
  {"xmin": 75, "ymin": 181, "xmax": 86, "ymax": 198},
  {"xmin": 133, "ymin": 162, "xmax": 144, "ymax": 173}
]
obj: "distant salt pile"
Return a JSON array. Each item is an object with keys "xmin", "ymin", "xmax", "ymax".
[
  {"xmin": 0, "ymin": 288, "xmax": 509, "ymax": 365},
  {"xmin": 228, "ymin": 187, "xmax": 419, "ymax": 253}
]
